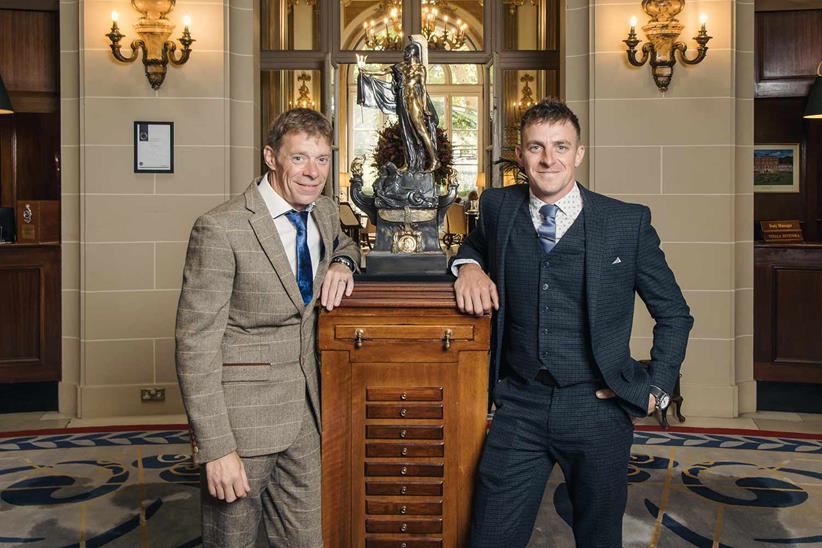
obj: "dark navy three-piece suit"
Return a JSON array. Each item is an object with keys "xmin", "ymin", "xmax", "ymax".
[{"xmin": 452, "ymin": 183, "xmax": 693, "ymax": 547}]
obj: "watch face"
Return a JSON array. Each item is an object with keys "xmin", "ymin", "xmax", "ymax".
[{"xmin": 657, "ymin": 393, "xmax": 671, "ymax": 410}]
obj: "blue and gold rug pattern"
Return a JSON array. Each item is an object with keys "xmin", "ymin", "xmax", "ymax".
[{"xmin": 0, "ymin": 428, "xmax": 820, "ymax": 547}]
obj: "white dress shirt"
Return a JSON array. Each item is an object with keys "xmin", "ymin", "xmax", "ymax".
[
  {"xmin": 451, "ymin": 182, "xmax": 585, "ymax": 276},
  {"xmin": 257, "ymin": 174, "xmax": 321, "ymax": 279},
  {"xmin": 528, "ymin": 181, "xmax": 584, "ymax": 238}
]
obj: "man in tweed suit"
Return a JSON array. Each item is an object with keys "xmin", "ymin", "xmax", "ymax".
[
  {"xmin": 176, "ymin": 109, "xmax": 360, "ymax": 547},
  {"xmin": 451, "ymin": 98, "xmax": 693, "ymax": 547}
]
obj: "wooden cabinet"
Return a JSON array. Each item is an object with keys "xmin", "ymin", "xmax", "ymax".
[
  {"xmin": 754, "ymin": 243, "xmax": 822, "ymax": 384},
  {"xmin": 319, "ymin": 281, "xmax": 490, "ymax": 547},
  {"xmin": 0, "ymin": 243, "xmax": 61, "ymax": 383}
]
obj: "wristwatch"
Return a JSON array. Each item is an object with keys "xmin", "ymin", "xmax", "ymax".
[
  {"xmin": 649, "ymin": 385, "xmax": 670, "ymax": 414},
  {"xmin": 331, "ymin": 255, "xmax": 356, "ymax": 272}
]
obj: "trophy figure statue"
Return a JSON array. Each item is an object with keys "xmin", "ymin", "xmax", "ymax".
[{"xmin": 350, "ymin": 35, "xmax": 458, "ymax": 276}]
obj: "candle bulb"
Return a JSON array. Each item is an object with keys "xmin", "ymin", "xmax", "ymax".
[
  {"xmin": 699, "ymin": 13, "xmax": 708, "ymax": 31},
  {"xmin": 629, "ymin": 16, "xmax": 637, "ymax": 33},
  {"xmin": 111, "ymin": 10, "xmax": 119, "ymax": 23},
  {"xmin": 183, "ymin": 15, "xmax": 191, "ymax": 30}
]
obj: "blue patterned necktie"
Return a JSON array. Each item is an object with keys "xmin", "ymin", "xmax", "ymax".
[
  {"xmin": 538, "ymin": 203, "xmax": 559, "ymax": 253},
  {"xmin": 285, "ymin": 210, "xmax": 313, "ymax": 306}
]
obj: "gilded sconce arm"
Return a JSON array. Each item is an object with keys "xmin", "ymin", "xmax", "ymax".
[
  {"xmin": 166, "ymin": 28, "xmax": 195, "ymax": 66},
  {"xmin": 623, "ymin": 30, "xmax": 651, "ymax": 67},
  {"xmin": 674, "ymin": 29, "xmax": 712, "ymax": 65},
  {"xmin": 106, "ymin": 23, "xmax": 141, "ymax": 63}
]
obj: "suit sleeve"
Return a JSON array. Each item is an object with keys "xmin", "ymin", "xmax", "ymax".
[
  {"xmin": 448, "ymin": 191, "xmax": 492, "ymax": 274},
  {"xmin": 175, "ymin": 214, "xmax": 237, "ymax": 464},
  {"xmin": 635, "ymin": 206, "xmax": 694, "ymax": 395},
  {"xmin": 330, "ymin": 207, "xmax": 362, "ymax": 271}
]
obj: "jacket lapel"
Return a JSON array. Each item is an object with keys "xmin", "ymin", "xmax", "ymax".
[
  {"xmin": 311, "ymin": 199, "xmax": 333, "ymax": 301},
  {"xmin": 495, "ymin": 185, "xmax": 529, "ymax": 281},
  {"xmin": 245, "ymin": 180, "xmax": 305, "ymax": 313},
  {"xmin": 581, "ymin": 184, "xmax": 606, "ymax": 334}
]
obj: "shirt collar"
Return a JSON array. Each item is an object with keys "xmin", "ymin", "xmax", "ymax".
[
  {"xmin": 258, "ymin": 173, "xmax": 316, "ymax": 218},
  {"xmin": 529, "ymin": 181, "xmax": 583, "ymax": 216}
]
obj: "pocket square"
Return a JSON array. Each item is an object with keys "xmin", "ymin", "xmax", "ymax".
[{"xmin": 611, "ymin": 257, "xmax": 622, "ymax": 265}]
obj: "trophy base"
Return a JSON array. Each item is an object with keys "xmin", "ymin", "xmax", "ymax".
[{"xmin": 365, "ymin": 251, "xmax": 448, "ymax": 277}]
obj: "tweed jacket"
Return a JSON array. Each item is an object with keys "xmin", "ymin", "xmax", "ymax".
[
  {"xmin": 452, "ymin": 183, "xmax": 693, "ymax": 415},
  {"xmin": 176, "ymin": 179, "xmax": 360, "ymax": 464}
]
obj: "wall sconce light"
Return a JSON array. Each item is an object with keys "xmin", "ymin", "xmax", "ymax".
[
  {"xmin": 804, "ymin": 61, "xmax": 822, "ymax": 119},
  {"xmin": 289, "ymin": 72, "xmax": 316, "ymax": 110},
  {"xmin": 623, "ymin": 0, "xmax": 711, "ymax": 92},
  {"xmin": 514, "ymin": 73, "xmax": 536, "ymax": 120},
  {"xmin": 106, "ymin": 1, "xmax": 195, "ymax": 90}
]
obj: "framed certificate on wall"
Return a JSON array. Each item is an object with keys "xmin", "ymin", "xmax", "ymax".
[{"xmin": 134, "ymin": 121, "xmax": 174, "ymax": 173}]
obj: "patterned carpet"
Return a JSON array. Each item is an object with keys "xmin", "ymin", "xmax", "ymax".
[{"xmin": 0, "ymin": 426, "xmax": 819, "ymax": 547}]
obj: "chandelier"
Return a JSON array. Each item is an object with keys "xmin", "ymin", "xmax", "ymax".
[
  {"xmin": 362, "ymin": 0, "xmax": 469, "ymax": 51},
  {"xmin": 363, "ymin": 1, "xmax": 403, "ymax": 50},
  {"xmin": 422, "ymin": 0, "xmax": 468, "ymax": 50}
]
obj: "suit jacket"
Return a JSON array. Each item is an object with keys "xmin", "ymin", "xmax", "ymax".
[
  {"xmin": 452, "ymin": 183, "xmax": 693, "ymax": 415},
  {"xmin": 176, "ymin": 179, "xmax": 360, "ymax": 464}
]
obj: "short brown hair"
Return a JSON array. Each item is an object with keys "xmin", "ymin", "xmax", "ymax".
[
  {"xmin": 265, "ymin": 108, "xmax": 333, "ymax": 152},
  {"xmin": 520, "ymin": 97, "xmax": 581, "ymax": 142}
]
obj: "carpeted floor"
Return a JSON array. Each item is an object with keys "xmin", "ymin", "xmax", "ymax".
[{"xmin": 0, "ymin": 426, "xmax": 819, "ymax": 547}]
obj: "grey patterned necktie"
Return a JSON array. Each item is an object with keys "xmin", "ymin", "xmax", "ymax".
[{"xmin": 538, "ymin": 203, "xmax": 559, "ymax": 253}]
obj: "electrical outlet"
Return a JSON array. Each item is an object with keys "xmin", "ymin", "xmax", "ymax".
[{"xmin": 140, "ymin": 388, "xmax": 165, "ymax": 402}]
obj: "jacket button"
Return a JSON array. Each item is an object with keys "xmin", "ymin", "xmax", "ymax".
[
  {"xmin": 542, "ymin": 328, "xmax": 549, "ymax": 335},
  {"xmin": 542, "ymin": 283, "xmax": 549, "ymax": 290}
]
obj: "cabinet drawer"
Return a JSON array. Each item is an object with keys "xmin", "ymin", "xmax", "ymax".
[
  {"xmin": 367, "ymin": 404, "xmax": 443, "ymax": 419},
  {"xmin": 366, "ymin": 481, "xmax": 443, "ymax": 497},
  {"xmin": 367, "ymin": 387, "xmax": 443, "ymax": 402},
  {"xmin": 366, "ymin": 425, "xmax": 444, "ymax": 440},
  {"xmin": 336, "ymin": 324, "xmax": 473, "ymax": 342},
  {"xmin": 366, "ymin": 501, "xmax": 442, "ymax": 516},
  {"xmin": 366, "ymin": 443, "xmax": 445, "ymax": 458},
  {"xmin": 366, "ymin": 518, "xmax": 443, "ymax": 534},
  {"xmin": 365, "ymin": 463, "xmax": 444, "ymax": 477},
  {"xmin": 365, "ymin": 539, "xmax": 442, "ymax": 548}
]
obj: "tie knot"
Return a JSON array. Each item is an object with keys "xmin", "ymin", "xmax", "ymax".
[
  {"xmin": 285, "ymin": 209, "xmax": 309, "ymax": 229},
  {"xmin": 540, "ymin": 203, "xmax": 558, "ymax": 221}
]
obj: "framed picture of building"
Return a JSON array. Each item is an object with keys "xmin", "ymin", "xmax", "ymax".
[{"xmin": 754, "ymin": 144, "xmax": 800, "ymax": 193}]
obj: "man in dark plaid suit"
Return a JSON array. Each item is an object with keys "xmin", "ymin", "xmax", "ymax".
[{"xmin": 451, "ymin": 98, "xmax": 693, "ymax": 547}]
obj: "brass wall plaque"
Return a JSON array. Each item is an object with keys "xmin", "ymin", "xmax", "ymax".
[
  {"xmin": 20, "ymin": 225, "xmax": 36, "ymax": 240},
  {"xmin": 760, "ymin": 220, "xmax": 803, "ymax": 243}
]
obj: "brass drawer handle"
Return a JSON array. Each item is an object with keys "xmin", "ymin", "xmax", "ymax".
[
  {"xmin": 400, "ymin": 391, "xmax": 408, "ymax": 400},
  {"xmin": 400, "ymin": 505, "xmax": 407, "ymax": 514},
  {"xmin": 354, "ymin": 329, "xmax": 364, "ymax": 349},
  {"xmin": 401, "ymin": 447, "xmax": 408, "ymax": 456},
  {"xmin": 400, "ymin": 408, "xmax": 407, "ymax": 417},
  {"xmin": 400, "ymin": 429, "xmax": 408, "ymax": 438},
  {"xmin": 400, "ymin": 522, "xmax": 408, "ymax": 532},
  {"xmin": 400, "ymin": 485, "xmax": 407, "ymax": 495},
  {"xmin": 401, "ymin": 544, "xmax": 408, "ymax": 548},
  {"xmin": 400, "ymin": 466, "xmax": 408, "ymax": 475},
  {"xmin": 443, "ymin": 328, "xmax": 452, "ymax": 350}
]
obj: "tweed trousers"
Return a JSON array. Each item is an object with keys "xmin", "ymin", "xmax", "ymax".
[
  {"xmin": 201, "ymin": 399, "xmax": 322, "ymax": 548},
  {"xmin": 470, "ymin": 376, "xmax": 634, "ymax": 548}
]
